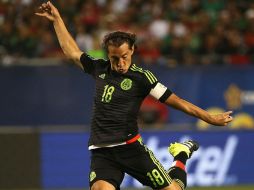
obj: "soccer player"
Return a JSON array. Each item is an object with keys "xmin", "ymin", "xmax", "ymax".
[{"xmin": 36, "ymin": 2, "xmax": 233, "ymax": 190}]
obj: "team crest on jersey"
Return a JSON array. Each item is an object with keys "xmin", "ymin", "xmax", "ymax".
[
  {"xmin": 90, "ymin": 171, "xmax": 96, "ymax": 182},
  {"xmin": 121, "ymin": 78, "xmax": 132, "ymax": 90},
  {"xmin": 99, "ymin": 73, "xmax": 106, "ymax": 79}
]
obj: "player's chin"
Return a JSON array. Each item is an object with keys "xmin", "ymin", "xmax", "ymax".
[{"xmin": 118, "ymin": 69, "xmax": 127, "ymax": 74}]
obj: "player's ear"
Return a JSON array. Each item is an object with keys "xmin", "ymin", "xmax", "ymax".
[{"xmin": 130, "ymin": 45, "xmax": 134, "ymax": 55}]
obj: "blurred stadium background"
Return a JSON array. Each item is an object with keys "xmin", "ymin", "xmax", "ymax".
[{"xmin": 1, "ymin": 0, "xmax": 254, "ymax": 190}]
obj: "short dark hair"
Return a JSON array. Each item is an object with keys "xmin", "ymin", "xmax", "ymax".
[{"xmin": 102, "ymin": 31, "xmax": 137, "ymax": 52}]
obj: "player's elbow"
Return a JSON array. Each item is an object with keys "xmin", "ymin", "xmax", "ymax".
[
  {"xmin": 61, "ymin": 47, "xmax": 72, "ymax": 59},
  {"xmin": 63, "ymin": 49, "xmax": 81, "ymax": 61}
]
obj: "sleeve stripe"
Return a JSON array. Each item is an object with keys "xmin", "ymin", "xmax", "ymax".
[
  {"xmin": 130, "ymin": 64, "xmax": 158, "ymax": 84},
  {"xmin": 130, "ymin": 67, "xmax": 143, "ymax": 73},
  {"xmin": 144, "ymin": 70, "xmax": 157, "ymax": 84},
  {"xmin": 144, "ymin": 72, "xmax": 153, "ymax": 84},
  {"xmin": 131, "ymin": 64, "xmax": 143, "ymax": 72},
  {"xmin": 146, "ymin": 70, "xmax": 158, "ymax": 82}
]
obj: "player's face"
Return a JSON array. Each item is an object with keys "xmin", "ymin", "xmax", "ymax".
[{"xmin": 108, "ymin": 43, "xmax": 134, "ymax": 74}]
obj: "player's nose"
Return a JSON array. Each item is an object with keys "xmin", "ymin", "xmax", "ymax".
[{"xmin": 118, "ymin": 58, "xmax": 125, "ymax": 67}]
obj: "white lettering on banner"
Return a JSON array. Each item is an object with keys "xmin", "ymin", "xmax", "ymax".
[
  {"xmin": 187, "ymin": 135, "xmax": 238, "ymax": 186},
  {"xmin": 191, "ymin": 146, "xmax": 222, "ymax": 185},
  {"xmin": 121, "ymin": 135, "xmax": 238, "ymax": 188},
  {"xmin": 216, "ymin": 136, "xmax": 238, "ymax": 184}
]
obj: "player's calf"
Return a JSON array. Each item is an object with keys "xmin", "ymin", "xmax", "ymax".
[{"xmin": 167, "ymin": 140, "xmax": 199, "ymax": 190}]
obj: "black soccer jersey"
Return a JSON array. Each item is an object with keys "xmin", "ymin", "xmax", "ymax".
[{"xmin": 80, "ymin": 53, "xmax": 171, "ymax": 146}]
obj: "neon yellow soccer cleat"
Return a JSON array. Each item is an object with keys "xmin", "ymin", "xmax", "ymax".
[{"xmin": 168, "ymin": 140, "xmax": 199, "ymax": 158}]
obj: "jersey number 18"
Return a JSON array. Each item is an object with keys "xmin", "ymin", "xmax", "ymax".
[{"xmin": 101, "ymin": 85, "xmax": 115, "ymax": 103}]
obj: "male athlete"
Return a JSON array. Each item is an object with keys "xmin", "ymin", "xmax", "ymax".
[{"xmin": 36, "ymin": 2, "xmax": 233, "ymax": 190}]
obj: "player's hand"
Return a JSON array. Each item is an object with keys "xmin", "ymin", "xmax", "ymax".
[
  {"xmin": 35, "ymin": 1, "xmax": 60, "ymax": 22},
  {"xmin": 209, "ymin": 111, "xmax": 233, "ymax": 126}
]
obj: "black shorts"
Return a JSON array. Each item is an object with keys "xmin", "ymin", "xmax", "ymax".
[{"xmin": 89, "ymin": 140, "xmax": 172, "ymax": 190}]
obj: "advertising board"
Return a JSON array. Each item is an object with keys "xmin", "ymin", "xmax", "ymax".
[{"xmin": 41, "ymin": 131, "xmax": 254, "ymax": 188}]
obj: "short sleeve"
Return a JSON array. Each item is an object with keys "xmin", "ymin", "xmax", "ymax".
[
  {"xmin": 80, "ymin": 53, "xmax": 101, "ymax": 75},
  {"xmin": 130, "ymin": 64, "xmax": 172, "ymax": 101},
  {"xmin": 141, "ymin": 69, "xmax": 172, "ymax": 102},
  {"xmin": 142, "ymin": 69, "xmax": 158, "ymax": 89}
]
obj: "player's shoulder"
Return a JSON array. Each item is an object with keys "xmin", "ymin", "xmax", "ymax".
[
  {"xmin": 90, "ymin": 54, "xmax": 109, "ymax": 64},
  {"xmin": 81, "ymin": 53, "xmax": 109, "ymax": 64},
  {"xmin": 129, "ymin": 64, "xmax": 158, "ymax": 85}
]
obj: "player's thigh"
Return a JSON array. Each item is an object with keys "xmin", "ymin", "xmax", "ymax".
[
  {"xmin": 122, "ymin": 142, "xmax": 173, "ymax": 189},
  {"xmin": 90, "ymin": 149, "xmax": 124, "ymax": 190}
]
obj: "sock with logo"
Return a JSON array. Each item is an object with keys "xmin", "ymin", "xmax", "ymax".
[{"xmin": 167, "ymin": 152, "xmax": 188, "ymax": 190}]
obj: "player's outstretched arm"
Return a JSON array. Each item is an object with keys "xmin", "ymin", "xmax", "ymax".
[
  {"xmin": 165, "ymin": 93, "xmax": 233, "ymax": 126},
  {"xmin": 35, "ymin": 1, "xmax": 84, "ymax": 69}
]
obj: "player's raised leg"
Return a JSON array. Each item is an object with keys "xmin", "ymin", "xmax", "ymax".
[
  {"xmin": 91, "ymin": 180, "xmax": 115, "ymax": 190},
  {"xmin": 167, "ymin": 140, "xmax": 199, "ymax": 190}
]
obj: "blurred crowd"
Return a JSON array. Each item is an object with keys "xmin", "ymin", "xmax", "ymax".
[{"xmin": 1, "ymin": 0, "xmax": 254, "ymax": 66}]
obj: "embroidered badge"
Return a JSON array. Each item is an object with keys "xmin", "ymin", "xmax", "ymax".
[
  {"xmin": 121, "ymin": 78, "xmax": 132, "ymax": 90},
  {"xmin": 90, "ymin": 171, "xmax": 96, "ymax": 182},
  {"xmin": 99, "ymin": 73, "xmax": 106, "ymax": 79}
]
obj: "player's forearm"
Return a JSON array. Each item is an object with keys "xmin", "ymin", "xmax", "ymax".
[
  {"xmin": 175, "ymin": 99, "xmax": 212, "ymax": 123},
  {"xmin": 167, "ymin": 94, "xmax": 232, "ymax": 126},
  {"xmin": 53, "ymin": 17, "xmax": 80, "ymax": 59},
  {"xmin": 173, "ymin": 99, "xmax": 211, "ymax": 123},
  {"xmin": 166, "ymin": 94, "xmax": 213, "ymax": 124}
]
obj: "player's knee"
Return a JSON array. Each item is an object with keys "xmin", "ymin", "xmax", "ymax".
[
  {"xmin": 91, "ymin": 180, "xmax": 116, "ymax": 190},
  {"xmin": 160, "ymin": 181, "xmax": 183, "ymax": 190},
  {"xmin": 170, "ymin": 181, "xmax": 184, "ymax": 190}
]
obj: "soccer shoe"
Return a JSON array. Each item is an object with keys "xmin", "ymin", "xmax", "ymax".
[{"xmin": 168, "ymin": 140, "xmax": 199, "ymax": 158}]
